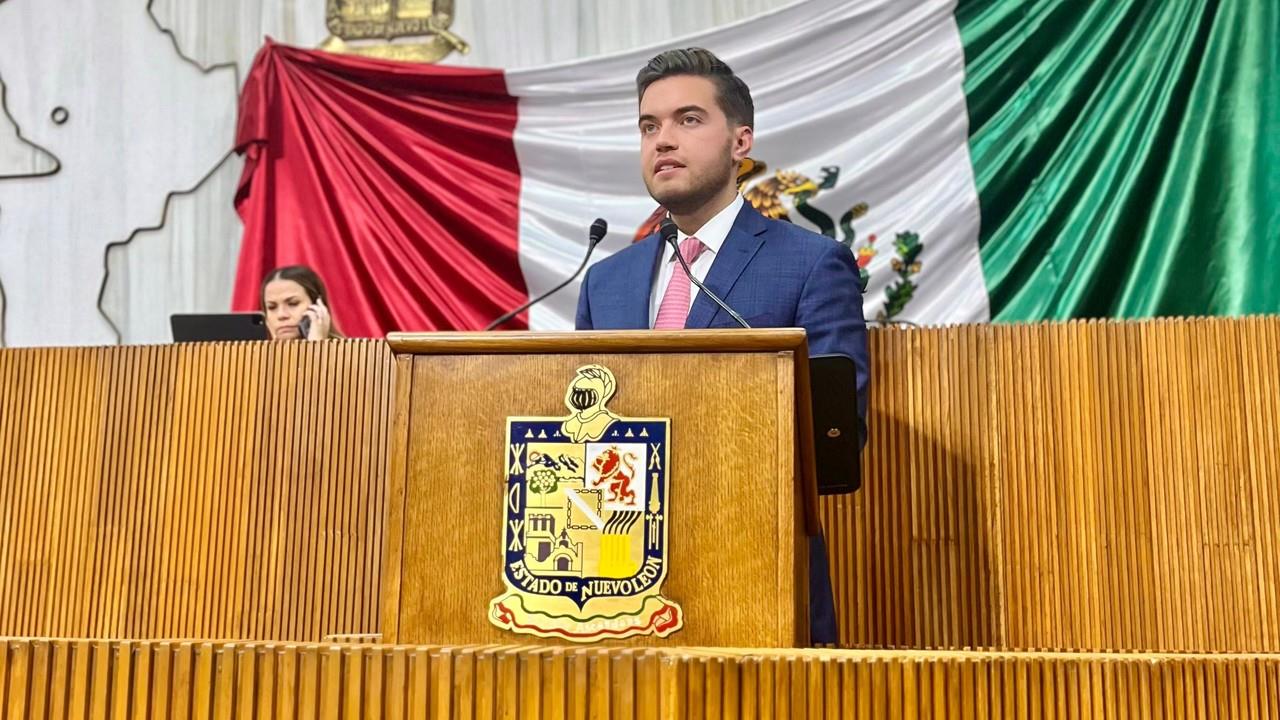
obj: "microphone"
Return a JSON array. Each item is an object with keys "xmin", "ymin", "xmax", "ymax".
[
  {"xmin": 660, "ymin": 217, "xmax": 750, "ymax": 329},
  {"xmin": 484, "ymin": 218, "xmax": 608, "ymax": 331}
]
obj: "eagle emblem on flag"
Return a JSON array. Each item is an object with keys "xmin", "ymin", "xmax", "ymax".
[
  {"xmin": 489, "ymin": 365, "xmax": 682, "ymax": 642},
  {"xmin": 633, "ymin": 158, "xmax": 926, "ymax": 322}
]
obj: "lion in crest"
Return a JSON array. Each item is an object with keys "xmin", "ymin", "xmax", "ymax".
[{"xmin": 590, "ymin": 446, "xmax": 638, "ymax": 506}]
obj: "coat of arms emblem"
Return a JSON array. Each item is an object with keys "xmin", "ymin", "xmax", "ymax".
[
  {"xmin": 489, "ymin": 365, "xmax": 683, "ymax": 642},
  {"xmin": 322, "ymin": 0, "xmax": 469, "ymax": 62}
]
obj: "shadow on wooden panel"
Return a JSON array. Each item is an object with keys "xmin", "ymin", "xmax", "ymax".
[{"xmin": 824, "ymin": 410, "xmax": 996, "ymax": 651}]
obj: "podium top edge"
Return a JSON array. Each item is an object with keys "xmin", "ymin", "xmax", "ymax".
[{"xmin": 385, "ymin": 329, "xmax": 807, "ymax": 355}]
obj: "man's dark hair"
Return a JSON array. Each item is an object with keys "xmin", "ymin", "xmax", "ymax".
[{"xmin": 636, "ymin": 48, "xmax": 754, "ymax": 129}]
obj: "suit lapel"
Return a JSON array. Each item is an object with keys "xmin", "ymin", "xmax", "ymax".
[
  {"xmin": 685, "ymin": 205, "xmax": 767, "ymax": 329},
  {"xmin": 623, "ymin": 234, "xmax": 664, "ymax": 329}
]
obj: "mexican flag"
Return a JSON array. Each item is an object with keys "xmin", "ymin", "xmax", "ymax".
[{"xmin": 232, "ymin": 0, "xmax": 1278, "ymax": 336}]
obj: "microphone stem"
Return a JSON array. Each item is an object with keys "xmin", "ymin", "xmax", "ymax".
[
  {"xmin": 484, "ymin": 246, "xmax": 596, "ymax": 331},
  {"xmin": 668, "ymin": 240, "xmax": 751, "ymax": 329}
]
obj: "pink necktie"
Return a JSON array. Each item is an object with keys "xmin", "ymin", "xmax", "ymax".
[{"xmin": 653, "ymin": 236, "xmax": 706, "ymax": 329}]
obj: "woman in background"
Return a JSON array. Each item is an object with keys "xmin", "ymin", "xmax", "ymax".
[{"xmin": 260, "ymin": 265, "xmax": 341, "ymax": 341}]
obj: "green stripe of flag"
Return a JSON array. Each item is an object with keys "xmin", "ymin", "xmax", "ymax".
[{"xmin": 958, "ymin": 0, "xmax": 1280, "ymax": 320}]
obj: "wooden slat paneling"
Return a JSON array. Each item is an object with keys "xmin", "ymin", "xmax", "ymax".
[
  {"xmin": 821, "ymin": 317, "xmax": 1280, "ymax": 652},
  {"xmin": 4, "ymin": 638, "xmax": 1279, "ymax": 719},
  {"xmin": 0, "ymin": 340, "xmax": 394, "ymax": 642},
  {"xmin": 2, "ymin": 318, "xmax": 1278, "ymax": 654}
]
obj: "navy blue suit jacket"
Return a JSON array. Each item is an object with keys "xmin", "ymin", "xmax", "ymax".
[{"xmin": 575, "ymin": 203, "xmax": 870, "ymax": 429}]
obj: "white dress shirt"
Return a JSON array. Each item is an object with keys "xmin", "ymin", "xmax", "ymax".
[{"xmin": 648, "ymin": 194, "xmax": 745, "ymax": 328}]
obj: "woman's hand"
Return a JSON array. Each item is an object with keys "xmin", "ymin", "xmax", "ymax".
[{"xmin": 303, "ymin": 298, "xmax": 332, "ymax": 341}]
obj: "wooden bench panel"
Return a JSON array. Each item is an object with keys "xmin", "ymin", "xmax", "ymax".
[
  {"xmin": 0, "ymin": 341, "xmax": 394, "ymax": 641},
  {"xmin": 2, "ymin": 318, "xmax": 1278, "ymax": 653},
  {"xmin": 824, "ymin": 317, "xmax": 1280, "ymax": 652}
]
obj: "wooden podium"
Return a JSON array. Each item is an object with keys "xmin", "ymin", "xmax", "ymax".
[{"xmin": 379, "ymin": 330, "xmax": 820, "ymax": 648}]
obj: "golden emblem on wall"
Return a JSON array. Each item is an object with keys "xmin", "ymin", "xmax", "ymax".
[
  {"xmin": 321, "ymin": 0, "xmax": 470, "ymax": 63},
  {"xmin": 489, "ymin": 365, "xmax": 683, "ymax": 642}
]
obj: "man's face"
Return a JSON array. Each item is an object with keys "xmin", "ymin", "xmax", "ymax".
[{"xmin": 638, "ymin": 75, "xmax": 752, "ymax": 214}]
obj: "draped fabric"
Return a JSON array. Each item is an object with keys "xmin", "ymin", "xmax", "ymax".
[
  {"xmin": 7, "ymin": 0, "xmax": 1275, "ymax": 346},
  {"xmin": 959, "ymin": 0, "xmax": 1280, "ymax": 319},
  {"xmin": 232, "ymin": 0, "xmax": 989, "ymax": 336},
  {"xmin": 232, "ymin": 41, "xmax": 527, "ymax": 335}
]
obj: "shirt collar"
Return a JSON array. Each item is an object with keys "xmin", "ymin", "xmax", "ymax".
[{"xmin": 669, "ymin": 194, "xmax": 744, "ymax": 260}]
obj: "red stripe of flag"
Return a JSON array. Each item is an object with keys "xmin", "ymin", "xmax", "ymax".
[{"xmin": 232, "ymin": 39, "xmax": 526, "ymax": 336}]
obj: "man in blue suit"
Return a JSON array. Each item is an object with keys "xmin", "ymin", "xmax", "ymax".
[{"xmin": 575, "ymin": 48, "xmax": 870, "ymax": 645}]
